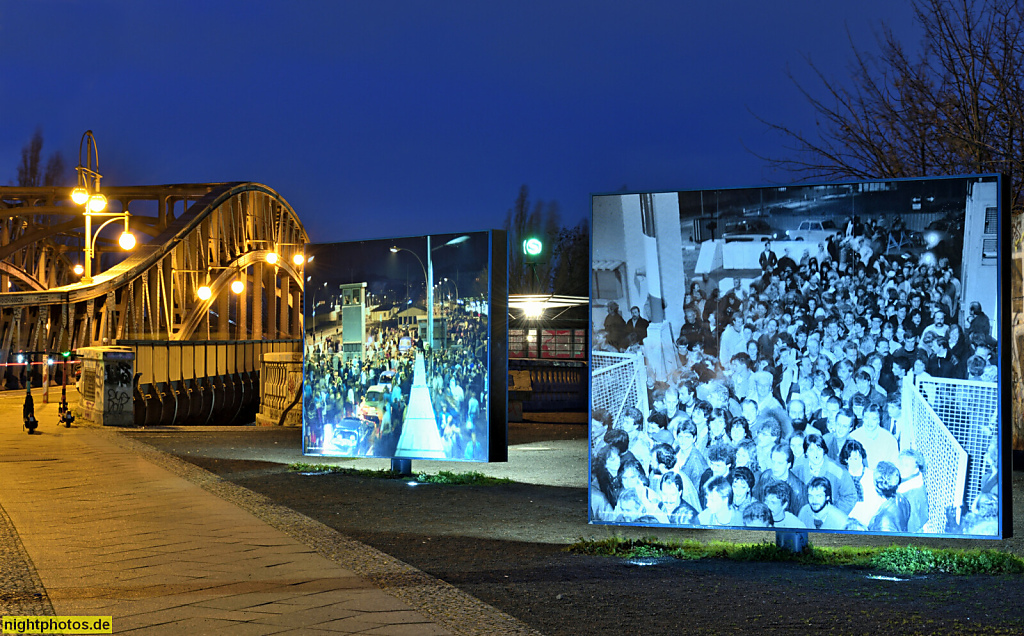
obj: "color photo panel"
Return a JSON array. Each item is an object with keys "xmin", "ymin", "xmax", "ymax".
[
  {"xmin": 590, "ymin": 175, "xmax": 1010, "ymax": 538},
  {"xmin": 303, "ymin": 230, "xmax": 507, "ymax": 462}
]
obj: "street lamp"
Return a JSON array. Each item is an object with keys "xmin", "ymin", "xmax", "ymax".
[
  {"xmin": 440, "ymin": 277, "xmax": 459, "ymax": 305},
  {"xmin": 270, "ymin": 242, "xmax": 307, "ymax": 268},
  {"xmin": 230, "ymin": 262, "xmax": 245, "ymax": 294},
  {"xmin": 187, "ymin": 260, "xmax": 262, "ymax": 301},
  {"xmin": 194, "ymin": 242, "xmax": 283, "ymax": 298},
  {"xmin": 72, "ymin": 131, "xmax": 135, "ymax": 283},
  {"xmin": 390, "ymin": 246, "xmax": 427, "ymax": 278},
  {"xmin": 390, "ymin": 235, "xmax": 469, "ymax": 348}
]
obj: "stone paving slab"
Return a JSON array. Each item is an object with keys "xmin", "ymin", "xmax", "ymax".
[
  {"xmin": 0, "ymin": 496, "xmax": 53, "ymax": 618},
  {"xmin": 0, "ymin": 392, "xmax": 541, "ymax": 635}
]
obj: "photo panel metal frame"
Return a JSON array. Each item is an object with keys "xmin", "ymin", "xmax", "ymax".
[
  {"xmin": 589, "ymin": 175, "xmax": 1010, "ymax": 539},
  {"xmin": 302, "ymin": 229, "xmax": 507, "ymax": 462}
]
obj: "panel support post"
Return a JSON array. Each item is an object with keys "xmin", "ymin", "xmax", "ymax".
[{"xmin": 775, "ymin": 531, "xmax": 808, "ymax": 553}]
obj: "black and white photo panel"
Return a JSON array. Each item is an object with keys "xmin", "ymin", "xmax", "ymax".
[{"xmin": 590, "ymin": 176, "xmax": 1010, "ymax": 538}]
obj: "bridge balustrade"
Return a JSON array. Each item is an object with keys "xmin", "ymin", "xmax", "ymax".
[
  {"xmin": 119, "ymin": 339, "xmax": 300, "ymax": 426},
  {"xmin": 509, "ymin": 359, "xmax": 587, "ymax": 412}
]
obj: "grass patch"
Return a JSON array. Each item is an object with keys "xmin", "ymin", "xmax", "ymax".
[
  {"xmin": 287, "ymin": 463, "xmax": 513, "ymax": 485},
  {"xmin": 869, "ymin": 545, "xmax": 1024, "ymax": 575},
  {"xmin": 414, "ymin": 470, "xmax": 514, "ymax": 486},
  {"xmin": 568, "ymin": 537, "xmax": 1024, "ymax": 576},
  {"xmin": 289, "ymin": 463, "xmax": 405, "ymax": 478}
]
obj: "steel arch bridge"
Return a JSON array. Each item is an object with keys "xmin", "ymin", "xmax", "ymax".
[{"xmin": 0, "ymin": 182, "xmax": 307, "ymax": 363}]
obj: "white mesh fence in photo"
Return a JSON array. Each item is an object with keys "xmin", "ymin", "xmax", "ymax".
[
  {"xmin": 906, "ymin": 377, "xmax": 998, "ymax": 533},
  {"xmin": 591, "ymin": 350, "xmax": 649, "ymax": 432}
]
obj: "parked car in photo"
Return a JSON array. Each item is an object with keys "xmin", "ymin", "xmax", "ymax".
[
  {"xmin": 785, "ymin": 219, "xmax": 841, "ymax": 243},
  {"xmin": 398, "ymin": 336, "xmax": 413, "ymax": 353},
  {"xmin": 325, "ymin": 416, "xmax": 372, "ymax": 456},
  {"xmin": 358, "ymin": 384, "xmax": 388, "ymax": 424},
  {"xmin": 922, "ymin": 214, "xmax": 964, "ymax": 248},
  {"xmin": 378, "ymin": 370, "xmax": 397, "ymax": 391},
  {"xmin": 722, "ymin": 218, "xmax": 781, "ymax": 242}
]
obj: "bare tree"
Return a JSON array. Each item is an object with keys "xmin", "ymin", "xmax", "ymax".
[
  {"xmin": 504, "ymin": 185, "xmax": 562, "ymax": 294},
  {"xmin": 43, "ymin": 152, "xmax": 66, "ymax": 187},
  {"xmin": 550, "ymin": 218, "xmax": 589, "ymax": 297},
  {"xmin": 16, "ymin": 129, "xmax": 44, "ymax": 187},
  {"xmin": 15, "ymin": 128, "xmax": 67, "ymax": 187},
  {"xmin": 758, "ymin": 0, "xmax": 1023, "ymax": 212}
]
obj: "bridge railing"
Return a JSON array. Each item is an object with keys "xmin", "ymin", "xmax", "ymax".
[
  {"xmin": 117, "ymin": 339, "xmax": 301, "ymax": 426},
  {"xmin": 509, "ymin": 358, "xmax": 588, "ymax": 412}
]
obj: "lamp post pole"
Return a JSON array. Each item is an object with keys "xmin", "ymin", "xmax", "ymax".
[
  {"xmin": 439, "ymin": 277, "xmax": 458, "ymax": 308},
  {"xmin": 71, "ymin": 131, "xmax": 134, "ymax": 284},
  {"xmin": 390, "ymin": 246, "xmax": 429, "ymax": 344},
  {"xmin": 82, "ymin": 214, "xmax": 133, "ymax": 284},
  {"xmin": 391, "ymin": 235, "xmax": 469, "ymax": 350},
  {"xmin": 83, "ymin": 211, "xmax": 93, "ymax": 282},
  {"xmin": 426, "ymin": 235, "xmax": 433, "ymax": 349}
]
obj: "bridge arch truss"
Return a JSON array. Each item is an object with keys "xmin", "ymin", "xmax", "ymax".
[{"xmin": 0, "ymin": 182, "xmax": 308, "ymax": 368}]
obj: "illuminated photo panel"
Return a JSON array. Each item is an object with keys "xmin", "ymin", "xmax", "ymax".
[
  {"xmin": 590, "ymin": 176, "xmax": 1011, "ymax": 538},
  {"xmin": 303, "ymin": 230, "xmax": 507, "ymax": 462}
]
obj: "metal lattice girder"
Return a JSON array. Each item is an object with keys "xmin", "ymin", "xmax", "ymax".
[{"xmin": 0, "ymin": 182, "xmax": 308, "ymax": 354}]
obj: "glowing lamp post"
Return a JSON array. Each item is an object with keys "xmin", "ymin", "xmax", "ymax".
[
  {"xmin": 72, "ymin": 131, "xmax": 135, "ymax": 283},
  {"xmin": 440, "ymin": 276, "xmax": 459, "ymax": 306},
  {"xmin": 390, "ymin": 245, "xmax": 429, "ymax": 343},
  {"xmin": 390, "ymin": 235, "xmax": 468, "ymax": 348},
  {"xmin": 193, "ymin": 250, "xmax": 282, "ymax": 301}
]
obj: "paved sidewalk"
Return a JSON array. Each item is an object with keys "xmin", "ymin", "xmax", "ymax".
[{"xmin": 0, "ymin": 390, "xmax": 539, "ymax": 635}]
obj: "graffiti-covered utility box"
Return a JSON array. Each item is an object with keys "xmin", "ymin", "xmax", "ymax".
[{"xmin": 78, "ymin": 347, "xmax": 135, "ymax": 427}]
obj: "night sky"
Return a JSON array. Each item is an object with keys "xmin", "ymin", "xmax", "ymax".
[{"xmin": 1, "ymin": 1, "xmax": 919, "ymax": 243}]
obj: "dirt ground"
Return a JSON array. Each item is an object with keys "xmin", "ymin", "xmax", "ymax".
[{"xmin": 126, "ymin": 422, "xmax": 1024, "ymax": 636}]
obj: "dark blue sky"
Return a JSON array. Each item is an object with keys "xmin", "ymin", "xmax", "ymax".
[
  {"xmin": 1, "ymin": 1, "xmax": 919, "ymax": 243},
  {"xmin": 305, "ymin": 231, "xmax": 492, "ymax": 305}
]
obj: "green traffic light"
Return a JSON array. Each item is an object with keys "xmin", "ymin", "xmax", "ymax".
[
  {"xmin": 61, "ymin": 351, "xmax": 71, "ymax": 358},
  {"xmin": 522, "ymin": 237, "xmax": 543, "ymax": 256}
]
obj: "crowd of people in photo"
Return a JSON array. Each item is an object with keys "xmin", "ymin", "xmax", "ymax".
[
  {"xmin": 592, "ymin": 220, "xmax": 1001, "ymax": 535},
  {"xmin": 304, "ymin": 325, "xmax": 417, "ymax": 456},
  {"xmin": 304, "ymin": 302, "xmax": 490, "ymax": 460},
  {"xmin": 425, "ymin": 305, "xmax": 490, "ymax": 460}
]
